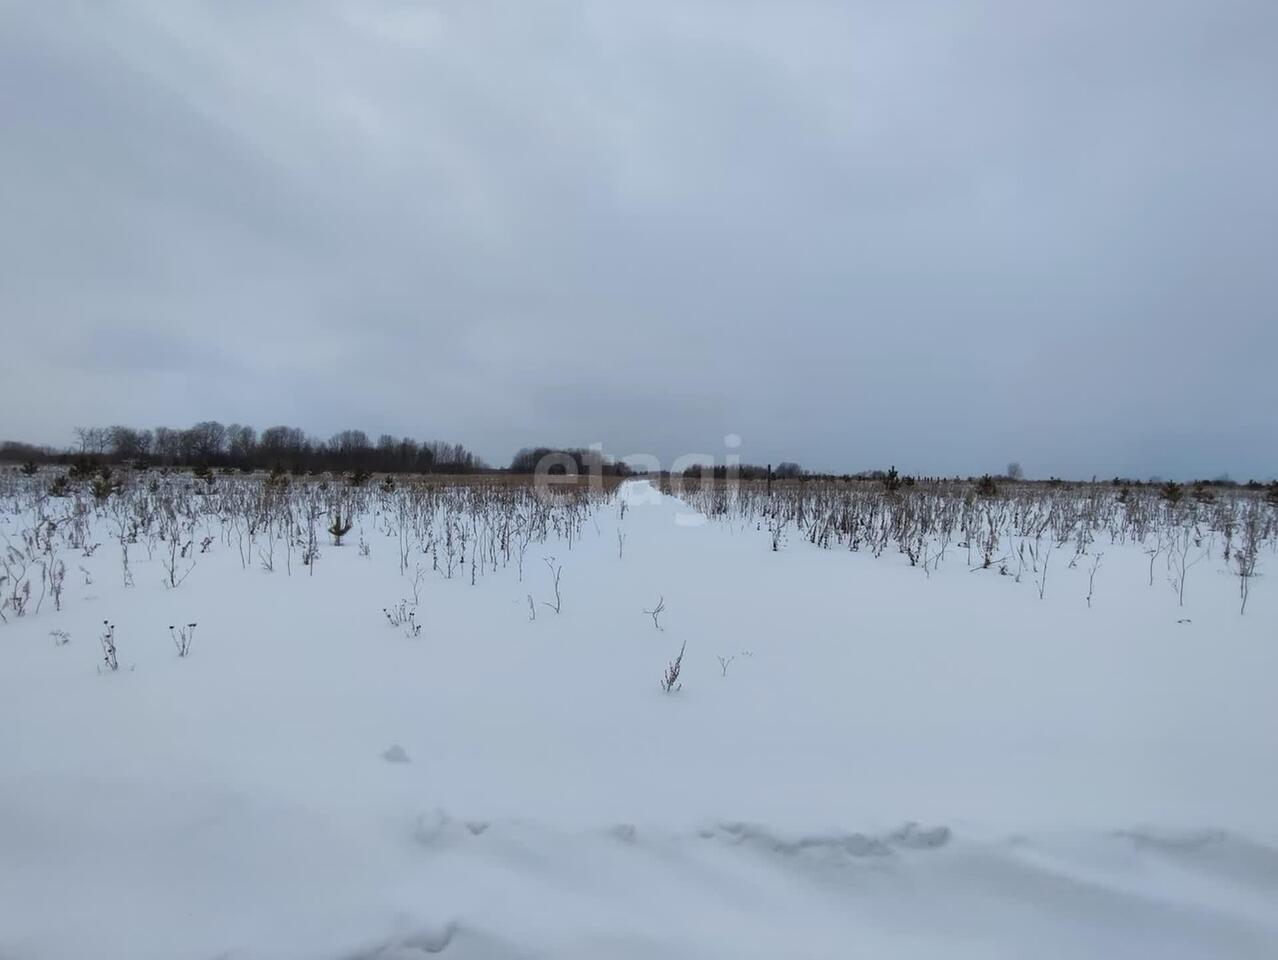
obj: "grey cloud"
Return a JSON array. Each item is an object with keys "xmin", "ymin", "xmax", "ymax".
[{"xmin": 1, "ymin": 0, "xmax": 1275, "ymax": 478}]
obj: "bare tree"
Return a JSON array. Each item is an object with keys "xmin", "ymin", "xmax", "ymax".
[
  {"xmin": 1235, "ymin": 506, "xmax": 1260, "ymax": 614},
  {"xmin": 1166, "ymin": 527, "xmax": 1207, "ymax": 607}
]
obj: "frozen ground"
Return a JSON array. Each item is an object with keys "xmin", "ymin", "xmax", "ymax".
[{"xmin": 2, "ymin": 479, "xmax": 1276, "ymax": 959}]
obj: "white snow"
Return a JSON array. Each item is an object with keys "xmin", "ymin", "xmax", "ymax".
[{"xmin": 1, "ymin": 478, "xmax": 1276, "ymax": 959}]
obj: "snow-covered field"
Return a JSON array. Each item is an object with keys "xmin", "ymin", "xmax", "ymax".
[{"xmin": 2, "ymin": 477, "xmax": 1276, "ymax": 959}]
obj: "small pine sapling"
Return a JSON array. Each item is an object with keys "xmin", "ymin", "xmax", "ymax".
[{"xmin": 328, "ymin": 514, "xmax": 353, "ymax": 545}]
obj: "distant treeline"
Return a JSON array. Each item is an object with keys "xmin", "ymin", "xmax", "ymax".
[
  {"xmin": 2, "ymin": 424, "xmax": 485, "ymax": 474},
  {"xmin": 1, "ymin": 426, "xmax": 1268, "ymax": 486},
  {"xmin": 508, "ymin": 447, "xmax": 633, "ymax": 477},
  {"xmin": 0, "ymin": 424, "xmax": 634, "ymax": 477},
  {"xmin": 673, "ymin": 463, "xmax": 1272, "ymax": 490}
]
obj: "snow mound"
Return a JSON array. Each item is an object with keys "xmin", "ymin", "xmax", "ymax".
[{"xmin": 708, "ymin": 820, "xmax": 952, "ymax": 859}]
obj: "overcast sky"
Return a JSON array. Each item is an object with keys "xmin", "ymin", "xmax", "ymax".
[{"xmin": 2, "ymin": 1, "xmax": 1275, "ymax": 479}]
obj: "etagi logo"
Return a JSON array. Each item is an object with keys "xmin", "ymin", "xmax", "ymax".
[{"xmin": 531, "ymin": 435, "xmax": 744, "ymax": 526}]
